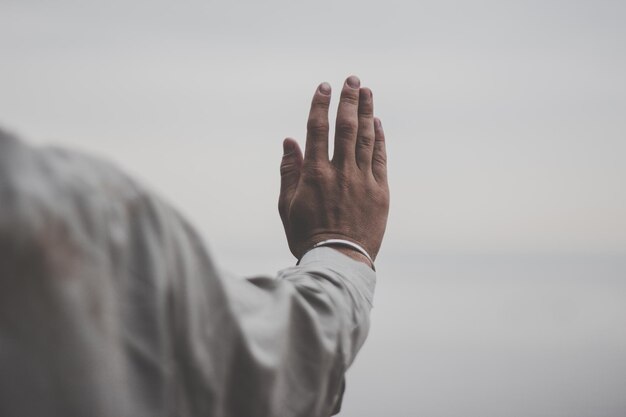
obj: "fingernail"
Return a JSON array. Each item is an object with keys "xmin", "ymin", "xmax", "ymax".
[
  {"xmin": 346, "ymin": 75, "xmax": 360, "ymax": 89},
  {"xmin": 374, "ymin": 118, "xmax": 382, "ymax": 129},
  {"xmin": 318, "ymin": 82, "xmax": 331, "ymax": 95}
]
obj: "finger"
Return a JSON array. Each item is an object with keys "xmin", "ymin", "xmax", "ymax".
[
  {"xmin": 279, "ymin": 138, "xmax": 303, "ymax": 219},
  {"xmin": 372, "ymin": 118, "xmax": 387, "ymax": 183},
  {"xmin": 332, "ymin": 75, "xmax": 361, "ymax": 168},
  {"xmin": 304, "ymin": 82, "xmax": 332, "ymax": 165},
  {"xmin": 356, "ymin": 87, "xmax": 375, "ymax": 172}
]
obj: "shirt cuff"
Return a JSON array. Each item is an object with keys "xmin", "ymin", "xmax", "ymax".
[{"xmin": 297, "ymin": 246, "xmax": 377, "ymax": 308}]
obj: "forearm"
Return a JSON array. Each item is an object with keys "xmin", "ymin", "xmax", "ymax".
[
  {"xmin": 216, "ymin": 247, "xmax": 376, "ymax": 416},
  {"xmin": 280, "ymin": 246, "xmax": 376, "ymax": 359}
]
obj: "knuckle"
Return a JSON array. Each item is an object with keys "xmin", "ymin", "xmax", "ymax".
[
  {"xmin": 373, "ymin": 152, "xmax": 387, "ymax": 166},
  {"xmin": 303, "ymin": 161, "xmax": 329, "ymax": 178},
  {"xmin": 359, "ymin": 109, "xmax": 374, "ymax": 118},
  {"xmin": 312, "ymin": 98, "xmax": 330, "ymax": 110},
  {"xmin": 376, "ymin": 195, "xmax": 390, "ymax": 211},
  {"xmin": 369, "ymin": 187, "xmax": 390, "ymax": 208},
  {"xmin": 307, "ymin": 120, "xmax": 329, "ymax": 136},
  {"xmin": 356, "ymin": 134, "xmax": 374, "ymax": 149},
  {"xmin": 341, "ymin": 93, "xmax": 359, "ymax": 106},
  {"xmin": 334, "ymin": 165, "xmax": 358, "ymax": 186},
  {"xmin": 336, "ymin": 119, "xmax": 358, "ymax": 136},
  {"xmin": 302, "ymin": 171, "xmax": 333, "ymax": 189}
]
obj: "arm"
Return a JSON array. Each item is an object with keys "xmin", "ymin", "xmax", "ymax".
[
  {"xmin": 0, "ymin": 132, "xmax": 375, "ymax": 417},
  {"xmin": 216, "ymin": 247, "xmax": 375, "ymax": 416},
  {"xmin": 0, "ymin": 75, "xmax": 389, "ymax": 417},
  {"xmin": 219, "ymin": 75, "xmax": 389, "ymax": 415}
]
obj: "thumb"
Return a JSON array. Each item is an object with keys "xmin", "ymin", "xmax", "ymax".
[{"xmin": 278, "ymin": 138, "xmax": 303, "ymax": 219}]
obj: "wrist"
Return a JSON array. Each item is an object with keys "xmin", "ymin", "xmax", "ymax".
[{"xmin": 296, "ymin": 238, "xmax": 375, "ymax": 270}]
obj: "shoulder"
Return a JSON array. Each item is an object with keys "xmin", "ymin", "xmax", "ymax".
[{"xmin": 0, "ymin": 128, "xmax": 163, "ymax": 275}]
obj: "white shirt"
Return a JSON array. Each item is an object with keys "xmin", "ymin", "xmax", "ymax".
[{"xmin": 0, "ymin": 130, "xmax": 376, "ymax": 417}]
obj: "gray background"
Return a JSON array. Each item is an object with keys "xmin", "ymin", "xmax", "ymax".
[{"xmin": 1, "ymin": 1, "xmax": 625, "ymax": 415}]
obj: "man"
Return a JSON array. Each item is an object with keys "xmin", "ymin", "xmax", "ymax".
[{"xmin": 0, "ymin": 75, "xmax": 389, "ymax": 417}]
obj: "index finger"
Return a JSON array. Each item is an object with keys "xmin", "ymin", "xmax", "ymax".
[{"xmin": 304, "ymin": 82, "xmax": 332, "ymax": 165}]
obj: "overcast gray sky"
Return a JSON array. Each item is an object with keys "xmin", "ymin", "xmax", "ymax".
[
  {"xmin": 1, "ymin": 1, "xmax": 625, "ymax": 416},
  {"xmin": 2, "ymin": 0, "xmax": 625, "ymax": 264}
]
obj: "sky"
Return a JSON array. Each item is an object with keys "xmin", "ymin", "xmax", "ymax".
[{"xmin": 1, "ymin": 1, "xmax": 625, "ymax": 416}]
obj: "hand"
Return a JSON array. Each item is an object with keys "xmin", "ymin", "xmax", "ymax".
[{"xmin": 278, "ymin": 75, "xmax": 390, "ymax": 263}]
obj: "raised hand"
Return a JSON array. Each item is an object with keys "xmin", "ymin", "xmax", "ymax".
[{"xmin": 279, "ymin": 76, "xmax": 389, "ymax": 264}]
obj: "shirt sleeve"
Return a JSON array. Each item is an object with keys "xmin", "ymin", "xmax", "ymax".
[
  {"xmin": 0, "ymin": 130, "xmax": 377, "ymax": 417},
  {"xmin": 217, "ymin": 247, "xmax": 376, "ymax": 416}
]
